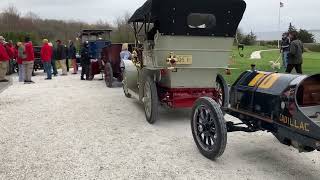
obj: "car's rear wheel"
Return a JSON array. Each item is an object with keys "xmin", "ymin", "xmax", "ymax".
[
  {"xmin": 104, "ymin": 62, "xmax": 113, "ymax": 88},
  {"xmin": 143, "ymin": 77, "xmax": 159, "ymax": 124},
  {"xmin": 191, "ymin": 97, "xmax": 227, "ymax": 160}
]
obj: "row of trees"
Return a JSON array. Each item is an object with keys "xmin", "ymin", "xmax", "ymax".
[
  {"xmin": 237, "ymin": 23, "xmax": 316, "ymax": 46},
  {"xmin": 0, "ymin": 5, "xmax": 135, "ymax": 45},
  {"xmin": 236, "ymin": 30, "xmax": 257, "ymax": 46},
  {"xmin": 288, "ymin": 23, "xmax": 315, "ymax": 43}
]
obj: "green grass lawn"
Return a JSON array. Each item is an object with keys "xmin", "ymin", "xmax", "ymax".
[{"xmin": 223, "ymin": 46, "xmax": 320, "ymax": 85}]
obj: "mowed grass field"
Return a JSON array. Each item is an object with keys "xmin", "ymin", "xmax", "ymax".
[{"xmin": 223, "ymin": 46, "xmax": 320, "ymax": 84}]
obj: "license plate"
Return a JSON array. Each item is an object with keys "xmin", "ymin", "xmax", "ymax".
[{"xmin": 176, "ymin": 55, "xmax": 192, "ymax": 65}]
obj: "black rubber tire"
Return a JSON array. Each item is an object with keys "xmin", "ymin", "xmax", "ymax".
[
  {"xmin": 14, "ymin": 63, "xmax": 19, "ymax": 73},
  {"xmin": 191, "ymin": 97, "xmax": 227, "ymax": 160},
  {"xmin": 104, "ymin": 63, "xmax": 113, "ymax": 88},
  {"xmin": 143, "ymin": 76, "xmax": 159, "ymax": 124},
  {"xmin": 216, "ymin": 74, "xmax": 229, "ymax": 114}
]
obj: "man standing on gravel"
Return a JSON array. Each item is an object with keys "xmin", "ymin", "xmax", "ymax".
[
  {"xmin": 49, "ymin": 42, "xmax": 58, "ymax": 76},
  {"xmin": 23, "ymin": 37, "xmax": 35, "ymax": 84},
  {"xmin": 55, "ymin": 40, "xmax": 67, "ymax": 76},
  {"xmin": 41, "ymin": 39, "xmax": 53, "ymax": 80},
  {"xmin": 68, "ymin": 40, "xmax": 78, "ymax": 74},
  {"xmin": 80, "ymin": 41, "xmax": 90, "ymax": 80},
  {"xmin": 0, "ymin": 36, "xmax": 10, "ymax": 82}
]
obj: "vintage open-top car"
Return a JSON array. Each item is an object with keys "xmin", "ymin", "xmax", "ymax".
[
  {"xmin": 79, "ymin": 29, "xmax": 112, "ymax": 80},
  {"xmin": 123, "ymin": 0, "xmax": 245, "ymax": 123}
]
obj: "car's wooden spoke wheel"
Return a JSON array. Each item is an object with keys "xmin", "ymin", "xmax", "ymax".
[{"xmin": 143, "ymin": 77, "xmax": 159, "ymax": 124}]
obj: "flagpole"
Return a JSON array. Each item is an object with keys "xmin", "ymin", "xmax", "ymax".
[{"xmin": 278, "ymin": 1, "xmax": 281, "ymax": 48}]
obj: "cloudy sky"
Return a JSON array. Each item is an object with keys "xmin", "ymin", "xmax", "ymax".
[{"xmin": 0, "ymin": 0, "xmax": 320, "ymax": 32}]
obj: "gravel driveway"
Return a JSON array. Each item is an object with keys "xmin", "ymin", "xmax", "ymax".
[{"xmin": 0, "ymin": 73, "xmax": 319, "ymax": 180}]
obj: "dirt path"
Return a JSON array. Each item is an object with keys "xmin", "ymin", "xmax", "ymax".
[
  {"xmin": 0, "ymin": 72, "xmax": 319, "ymax": 179},
  {"xmin": 250, "ymin": 49, "xmax": 278, "ymax": 59}
]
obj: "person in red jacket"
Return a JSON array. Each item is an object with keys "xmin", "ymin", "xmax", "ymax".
[
  {"xmin": 23, "ymin": 37, "xmax": 35, "ymax": 84},
  {"xmin": 16, "ymin": 42, "xmax": 26, "ymax": 82},
  {"xmin": 5, "ymin": 40, "xmax": 15, "ymax": 75},
  {"xmin": 41, "ymin": 39, "xmax": 53, "ymax": 80},
  {"xmin": 0, "ymin": 36, "xmax": 10, "ymax": 82}
]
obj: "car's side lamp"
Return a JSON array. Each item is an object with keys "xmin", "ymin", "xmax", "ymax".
[
  {"xmin": 166, "ymin": 52, "xmax": 177, "ymax": 70},
  {"xmin": 225, "ymin": 68, "xmax": 231, "ymax": 75},
  {"xmin": 251, "ymin": 64, "xmax": 256, "ymax": 71},
  {"xmin": 132, "ymin": 50, "xmax": 141, "ymax": 67}
]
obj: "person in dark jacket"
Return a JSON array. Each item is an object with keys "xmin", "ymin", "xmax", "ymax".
[
  {"xmin": 65, "ymin": 45, "xmax": 69, "ymax": 72},
  {"xmin": 55, "ymin": 40, "xmax": 67, "ymax": 75},
  {"xmin": 286, "ymin": 31, "xmax": 304, "ymax": 74},
  {"xmin": 80, "ymin": 42, "xmax": 90, "ymax": 80},
  {"xmin": 68, "ymin": 40, "xmax": 78, "ymax": 74},
  {"xmin": 280, "ymin": 32, "xmax": 290, "ymax": 69},
  {"xmin": 49, "ymin": 42, "xmax": 58, "ymax": 76}
]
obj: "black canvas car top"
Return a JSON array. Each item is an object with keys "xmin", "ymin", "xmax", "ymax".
[{"xmin": 129, "ymin": 0, "xmax": 246, "ymax": 37}]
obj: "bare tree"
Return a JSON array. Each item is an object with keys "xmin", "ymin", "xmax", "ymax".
[
  {"xmin": 112, "ymin": 13, "xmax": 135, "ymax": 43},
  {"xmin": 0, "ymin": 5, "xmax": 135, "ymax": 45},
  {"xmin": 1, "ymin": 5, "xmax": 20, "ymax": 32}
]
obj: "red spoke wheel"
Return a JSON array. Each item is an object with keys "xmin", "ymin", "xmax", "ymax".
[{"xmin": 215, "ymin": 74, "xmax": 229, "ymax": 114}]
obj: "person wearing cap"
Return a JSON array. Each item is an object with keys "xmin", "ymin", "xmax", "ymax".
[
  {"xmin": 23, "ymin": 37, "xmax": 35, "ymax": 84},
  {"xmin": 41, "ymin": 39, "xmax": 53, "ymax": 80},
  {"xmin": 55, "ymin": 40, "xmax": 67, "ymax": 75},
  {"xmin": 16, "ymin": 42, "xmax": 26, "ymax": 82},
  {"xmin": 0, "ymin": 36, "xmax": 10, "ymax": 82}
]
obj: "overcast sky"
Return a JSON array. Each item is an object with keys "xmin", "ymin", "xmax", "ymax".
[{"xmin": 0, "ymin": 0, "xmax": 320, "ymax": 32}]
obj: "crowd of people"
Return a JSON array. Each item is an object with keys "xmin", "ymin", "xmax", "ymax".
[
  {"xmin": 0, "ymin": 31, "xmax": 305, "ymax": 85},
  {"xmin": 281, "ymin": 31, "xmax": 304, "ymax": 74},
  {"xmin": 0, "ymin": 36, "xmax": 90, "ymax": 84},
  {"xmin": 0, "ymin": 36, "xmax": 37, "ymax": 83}
]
